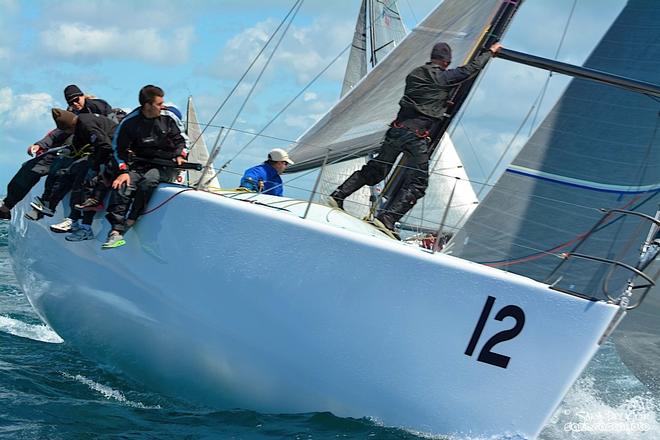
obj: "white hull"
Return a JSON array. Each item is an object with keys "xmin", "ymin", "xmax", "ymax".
[{"xmin": 9, "ymin": 185, "xmax": 619, "ymax": 438}]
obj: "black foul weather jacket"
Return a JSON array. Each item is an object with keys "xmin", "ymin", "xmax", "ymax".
[
  {"xmin": 396, "ymin": 51, "xmax": 493, "ymax": 130},
  {"xmin": 112, "ymin": 108, "xmax": 188, "ymax": 172}
]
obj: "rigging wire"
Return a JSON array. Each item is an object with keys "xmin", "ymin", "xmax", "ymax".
[
  {"xmin": 210, "ymin": 42, "xmax": 351, "ymax": 184},
  {"xmin": 209, "ymin": 0, "xmax": 305, "ymax": 175},
  {"xmin": 188, "ymin": 0, "xmax": 303, "ymax": 152},
  {"xmin": 528, "ymin": 0, "xmax": 578, "ymax": 135}
]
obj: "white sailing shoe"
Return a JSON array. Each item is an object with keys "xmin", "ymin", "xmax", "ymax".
[{"xmin": 49, "ymin": 218, "xmax": 79, "ymax": 233}]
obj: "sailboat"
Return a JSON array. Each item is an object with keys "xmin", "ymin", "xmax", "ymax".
[{"xmin": 6, "ymin": 0, "xmax": 659, "ymax": 438}]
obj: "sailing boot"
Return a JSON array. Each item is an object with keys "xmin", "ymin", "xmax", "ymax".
[
  {"xmin": 65, "ymin": 225, "xmax": 94, "ymax": 242},
  {"xmin": 74, "ymin": 197, "xmax": 104, "ymax": 212},
  {"xmin": 30, "ymin": 196, "xmax": 55, "ymax": 217},
  {"xmin": 375, "ymin": 189, "xmax": 419, "ymax": 239},
  {"xmin": 328, "ymin": 171, "xmax": 368, "ymax": 210},
  {"xmin": 24, "ymin": 208, "xmax": 44, "ymax": 221}
]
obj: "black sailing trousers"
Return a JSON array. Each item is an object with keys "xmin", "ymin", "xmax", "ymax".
[
  {"xmin": 106, "ymin": 167, "xmax": 177, "ymax": 233},
  {"xmin": 335, "ymin": 127, "xmax": 430, "ymax": 223},
  {"xmin": 3, "ymin": 153, "xmax": 56, "ymax": 209}
]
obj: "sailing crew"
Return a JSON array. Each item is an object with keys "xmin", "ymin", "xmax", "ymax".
[
  {"xmin": 29, "ymin": 109, "xmax": 117, "ymax": 241},
  {"xmin": 239, "ymin": 148, "xmax": 294, "ymax": 196},
  {"xmin": 102, "ymin": 85, "xmax": 189, "ymax": 249},
  {"xmin": 0, "ymin": 85, "xmax": 115, "ymax": 221},
  {"xmin": 329, "ymin": 41, "xmax": 502, "ymax": 234}
]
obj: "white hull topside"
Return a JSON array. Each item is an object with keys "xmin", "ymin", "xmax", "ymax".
[{"xmin": 9, "ymin": 184, "xmax": 619, "ymax": 438}]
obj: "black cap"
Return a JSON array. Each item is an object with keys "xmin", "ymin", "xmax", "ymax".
[
  {"xmin": 64, "ymin": 84, "xmax": 83, "ymax": 102},
  {"xmin": 431, "ymin": 42, "xmax": 452, "ymax": 62}
]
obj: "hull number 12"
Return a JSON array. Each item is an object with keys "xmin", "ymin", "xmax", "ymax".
[{"xmin": 465, "ymin": 296, "xmax": 525, "ymax": 369}]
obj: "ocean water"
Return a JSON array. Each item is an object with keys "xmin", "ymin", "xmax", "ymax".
[{"xmin": 0, "ymin": 221, "xmax": 658, "ymax": 439}]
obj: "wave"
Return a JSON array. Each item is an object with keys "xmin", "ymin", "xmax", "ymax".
[
  {"xmin": 540, "ymin": 375, "xmax": 659, "ymax": 440},
  {"xmin": 61, "ymin": 372, "xmax": 161, "ymax": 409},
  {"xmin": 0, "ymin": 315, "xmax": 63, "ymax": 343}
]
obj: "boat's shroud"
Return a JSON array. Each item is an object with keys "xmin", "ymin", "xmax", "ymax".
[{"xmin": 9, "ymin": 184, "xmax": 618, "ymax": 438}]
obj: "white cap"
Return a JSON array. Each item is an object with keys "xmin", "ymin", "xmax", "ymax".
[{"xmin": 268, "ymin": 148, "xmax": 294, "ymax": 165}]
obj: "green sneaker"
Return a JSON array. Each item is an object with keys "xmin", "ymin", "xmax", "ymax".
[{"xmin": 101, "ymin": 232, "xmax": 126, "ymax": 249}]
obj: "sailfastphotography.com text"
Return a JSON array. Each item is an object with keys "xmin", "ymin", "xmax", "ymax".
[{"xmin": 562, "ymin": 409, "xmax": 652, "ymax": 432}]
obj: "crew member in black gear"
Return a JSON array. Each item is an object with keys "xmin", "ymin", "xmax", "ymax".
[
  {"xmin": 329, "ymin": 41, "xmax": 503, "ymax": 235},
  {"xmin": 0, "ymin": 128, "xmax": 72, "ymax": 220},
  {"xmin": 0, "ymin": 85, "xmax": 115, "ymax": 220},
  {"xmin": 33, "ymin": 109, "xmax": 117, "ymax": 240},
  {"xmin": 102, "ymin": 85, "xmax": 188, "ymax": 249}
]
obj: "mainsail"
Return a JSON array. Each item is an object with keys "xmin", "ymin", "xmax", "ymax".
[{"xmin": 446, "ymin": 0, "xmax": 660, "ymax": 387}]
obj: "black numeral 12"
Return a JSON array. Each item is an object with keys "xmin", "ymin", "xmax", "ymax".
[{"xmin": 465, "ymin": 296, "xmax": 525, "ymax": 369}]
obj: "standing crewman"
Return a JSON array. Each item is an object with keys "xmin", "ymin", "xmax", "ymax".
[
  {"xmin": 102, "ymin": 85, "xmax": 189, "ymax": 249},
  {"xmin": 329, "ymin": 41, "xmax": 502, "ymax": 234}
]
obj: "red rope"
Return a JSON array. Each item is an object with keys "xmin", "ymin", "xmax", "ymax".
[
  {"xmin": 142, "ymin": 188, "xmax": 195, "ymax": 215},
  {"xmin": 484, "ymin": 195, "xmax": 641, "ymax": 268}
]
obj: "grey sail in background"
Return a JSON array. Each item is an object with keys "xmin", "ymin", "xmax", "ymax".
[
  {"xmin": 446, "ymin": 0, "xmax": 660, "ymax": 390},
  {"xmin": 186, "ymin": 96, "xmax": 219, "ymax": 188},
  {"xmin": 448, "ymin": 0, "xmax": 660, "ymax": 293},
  {"xmin": 288, "ymin": 0, "xmax": 505, "ymax": 172},
  {"xmin": 369, "ymin": 0, "xmax": 407, "ymax": 65},
  {"xmin": 340, "ymin": 0, "xmax": 368, "ymax": 98}
]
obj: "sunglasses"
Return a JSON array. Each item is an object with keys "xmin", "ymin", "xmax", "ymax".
[{"xmin": 67, "ymin": 96, "xmax": 82, "ymax": 105}]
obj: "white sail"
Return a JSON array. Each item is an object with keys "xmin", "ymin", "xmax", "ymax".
[{"xmin": 185, "ymin": 96, "xmax": 220, "ymax": 188}]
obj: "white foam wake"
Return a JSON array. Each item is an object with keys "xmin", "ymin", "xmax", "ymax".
[
  {"xmin": 61, "ymin": 372, "xmax": 161, "ymax": 409},
  {"xmin": 540, "ymin": 376, "xmax": 659, "ymax": 439},
  {"xmin": 0, "ymin": 315, "xmax": 63, "ymax": 343}
]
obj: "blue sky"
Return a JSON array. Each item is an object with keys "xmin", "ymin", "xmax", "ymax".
[{"xmin": 0, "ymin": 0, "xmax": 626, "ymax": 199}]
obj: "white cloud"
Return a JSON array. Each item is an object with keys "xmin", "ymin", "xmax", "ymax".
[
  {"xmin": 0, "ymin": 87, "xmax": 54, "ymax": 127},
  {"xmin": 303, "ymin": 92, "xmax": 317, "ymax": 102},
  {"xmin": 209, "ymin": 17, "xmax": 352, "ymax": 84},
  {"xmin": 40, "ymin": 24, "xmax": 194, "ymax": 64}
]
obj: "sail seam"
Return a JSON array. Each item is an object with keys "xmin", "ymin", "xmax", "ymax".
[{"xmin": 507, "ymin": 165, "xmax": 660, "ymax": 193}]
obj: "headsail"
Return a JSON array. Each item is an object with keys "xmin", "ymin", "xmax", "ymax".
[
  {"xmin": 288, "ymin": 0, "xmax": 507, "ymax": 172},
  {"xmin": 185, "ymin": 96, "xmax": 220, "ymax": 188}
]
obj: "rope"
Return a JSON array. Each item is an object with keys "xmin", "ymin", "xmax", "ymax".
[{"xmin": 142, "ymin": 188, "xmax": 194, "ymax": 215}]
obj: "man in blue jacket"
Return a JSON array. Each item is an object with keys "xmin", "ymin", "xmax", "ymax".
[{"xmin": 239, "ymin": 148, "xmax": 293, "ymax": 197}]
